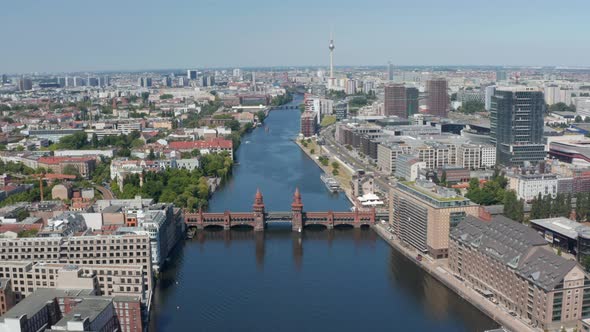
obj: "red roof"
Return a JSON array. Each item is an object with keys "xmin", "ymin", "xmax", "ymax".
[
  {"xmin": 169, "ymin": 138, "xmax": 232, "ymax": 150},
  {"xmin": 38, "ymin": 157, "xmax": 95, "ymax": 165}
]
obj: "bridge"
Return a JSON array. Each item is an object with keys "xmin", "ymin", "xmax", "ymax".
[
  {"xmin": 269, "ymin": 105, "xmax": 299, "ymax": 110},
  {"xmin": 185, "ymin": 189, "xmax": 375, "ymax": 231}
]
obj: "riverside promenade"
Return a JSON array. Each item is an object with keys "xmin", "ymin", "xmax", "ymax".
[{"xmin": 372, "ymin": 224, "xmax": 537, "ymax": 332}]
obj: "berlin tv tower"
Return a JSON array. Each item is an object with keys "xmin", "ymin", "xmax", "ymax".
[{"xmin": 329, "ymin": 34, "xmax": 335, "ymax": 87}]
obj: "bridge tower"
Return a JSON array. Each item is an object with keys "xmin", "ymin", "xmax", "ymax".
[
  {"xmin": 253, "ymin": 189, "xmax": 265, "ymax": 231},
  {"xmin": 291, "ymin": 188, "xmax": 304, "ymax": 231}
]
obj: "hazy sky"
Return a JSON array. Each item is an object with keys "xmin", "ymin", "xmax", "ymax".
[{"xmin": 2, "ymin": 0, "xmax": 589, "ymax": 73}]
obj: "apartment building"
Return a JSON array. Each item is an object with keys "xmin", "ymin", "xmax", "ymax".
[
  {"xmin": 0, "ymin": 261, "xmax": 146, "ymax": 302},
  {"xmin": 507, "ymin": 173, "xmax": 559, "ymax": 202},
  {"xmin": 377, "ymin": 143, "xmax": 411, "ymax": 174},
  {"xmin": 0, "ymin": 234, "xmax": 152, "ymax": 302},
  {"xmin": 37, "ymin": 157, "xmax": 97, "ymax": 179},
  {"xmin": 390, "ymin": 180, "xmax": 479, "ymax": 258},
  {"xmin": 0, "ymin": 288, "xmax": 143, "ymax": 332},
  {"xmin": 449, "ymin": 215, "xmax": 590, "ymax": 331}
]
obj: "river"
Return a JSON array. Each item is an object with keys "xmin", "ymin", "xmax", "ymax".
[{"xmin": 149, "ymin": 96, "xmax": 499, "ymax": 331}]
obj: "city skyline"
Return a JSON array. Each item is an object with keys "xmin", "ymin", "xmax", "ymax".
[{"xmin": 2, "ymin": 0, "xmax": 590, "ymax": 73}]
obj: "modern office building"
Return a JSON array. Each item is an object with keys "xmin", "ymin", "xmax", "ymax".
[
  {"xmin": 187, "ymin": 70, "xmax": 198, "ymax": 80},
  {"xmin": 425, "ymin": 78, "xmax": 450, "ymax": 117},
  {"xmin": 495, "ymin": 70, "xmax": 507, "ymax": 81},
  {"xmin": 18, "ymin": 78, "xmax": 32, "ymax": 91},
  {"xmin": 388, "ymin": 62, "xmax": 394, "ymax": 81},
  {"xmin": 394, "ymin": 154, "xmax": 425, "ymax": 181},
  {"xmin": 334, "ymin": 101, "xmax": 348, "ymax": 121},
  {"xmin": 490, "ymin": 87, "xmax": 546, "ymax": 166},
  {"xmin": 300, "ymin": 111, "xmax": 317, "ymax": 137},
  {"xmin": 449, "ymin": 215, "xmax": 590, "ymax": 331},
  {"xmin": 406, "ymin": 87, "xmax": 419, "ymax": 117},
  {"xmin": 484, "ymin": 85, "xmax": 496, "ymax": 111},
  {"xmin": 384, "ymin": 84, "xmax": 407, "ymax": 118},
  {"xmin": 390, "ymin": 180, "xmax": 479, "ymax": 258}
]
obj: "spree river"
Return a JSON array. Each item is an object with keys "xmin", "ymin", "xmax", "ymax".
[{"xmin": 149, "ymin": 96, "xmax": 498, "ymax": 331}]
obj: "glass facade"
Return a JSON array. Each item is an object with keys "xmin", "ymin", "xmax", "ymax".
[{"xmin": 490, "ymin": 89, "xmax": 546, "ymax": 167}]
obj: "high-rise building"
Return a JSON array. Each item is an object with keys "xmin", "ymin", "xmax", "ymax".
[
  {"xmin": 57, "ymin": 77, "xmax": 66, "ymax": 88},
  {"xmin": 484, "ymin": 85, "xmax": 496, "ymax": 111},
  {"xmin": 162, "ymin": 76, "xmax": 172, "ymax": 87},
  {"xmin": 18, "ymin": 78, "xmax": 32, "ymax": 91},
  {"xmin": 426, "ymin": 78, "xmax": 449, "ymax": 117},
  {"xmin": 233, "ymin": 68, "xmax": 242, "ymax": 79},
  {"xmin": 1, "ymin": 74, "xmax": 7, "ymax": 84},
  {"xmin": 73, "ymin": 76, "xmax": 85, "ymax": 87},
  {"xmin": 138, "ymin": 77, "xmax": 152, "ymax": 88},
  {"xmin": 384, "ymin": 84, "xmax": 407, "ymax": 118},
  {"xmin": 406, "ymin": 87, "xmax": 419, "ymax": 117},
  {"xmin": 300, "ymin": 111, "xmax": 317, "ymax": 137},
  {"xmin": 363, "ymin": 81, "xmax": 375, "ymax": 94},
  {"xmin": 345, "ymin": 79, "xmax": 357, "ymax": 95},
  {"xmin": 388, "ymin": 62, "xmax": 394, "ymax": 81},
  {"xmin": 334, "ymin": 101, "xmax": 348, "ymax": 121},
  {"xmin": 490, "ymin": 87, "xmax": 545, "ymax": 167},
  {"xmin": 98, "ymin": 76, "xmax": 110, "ymax": 87},
  {"xmin": 87, "ymin": 77, "xmax": 99, "ymax": 87},
  {"xmin": 390, "ymin": 180, "xmax": 479, "ymax": 259},
  {"xmin": 187, "ymin": 70, "xmax": 198, "ymax": 80},
  {"xmin": 495, "ymin": 70, "xmax": 507, "ymax": 82}
]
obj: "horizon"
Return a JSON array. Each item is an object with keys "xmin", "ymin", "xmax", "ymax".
[{"xmin": 3, "ymin": 0, "xmax": 590, "ymax": 73}]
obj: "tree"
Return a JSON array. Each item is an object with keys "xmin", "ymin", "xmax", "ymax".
[
  {"xmin": 557, "ymin": 247, "xmax": 562, "ymax": 256},
  {"xmin": 440, "ymin": 170, "xmax": 447, "ymax": 186},
  {"xmin": 160, "ymin": 94, "xmax": 174, "ymax": 100},
  {"xmin": 227, "ymin": 119, "xmax": 241, "ymax": 132},
  {"xmin": 256, "ymin": 111, "xmax": 266, "ymax": 123},
  {"xmin": 332, "ymin": 169, "xmax": 339, "ymax": 176},
  {"xmin": 147, "ymin": 149, "xmax": 156, "ymax": 160},
  {"xmin": 503, "ymin": 190, "xmax": 524, "ymax": 222},
  {"xmin": 458, "ymin": 100, "xmax": 485, "ymax": 114},
  {"xmin": 331, "ymin": 161, "xmax": 340, "ymax": 170},
  {"xmin": 310, "ymin": 149, "xmax": 315, "ymax": 154},
  {"xmin": 62, "ymin": 165, "xmax": 81, "ymax": 178},
  {"xmin": 549, "ymin": 102, "xmax": 575, "ymax": 113},
  {"xmin": 575, "ymin": 115, "xmax": 583, "ymax": 123}
]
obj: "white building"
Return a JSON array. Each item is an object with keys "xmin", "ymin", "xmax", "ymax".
[
  {"xmin": 508, "ymin": 173, "xmax": 559, "ymax": 202},
  {"xmin": 480, "ymin": 145, "xmax": 496, "ymax": 168}
]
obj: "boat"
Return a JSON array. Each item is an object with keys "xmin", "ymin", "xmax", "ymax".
[{"xmin": 320, "ymin": 174, "xmax": 341, "ymax": 192}]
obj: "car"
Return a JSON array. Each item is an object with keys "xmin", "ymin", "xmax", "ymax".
[{"xmin": 509, "ymin": 311, "xmax": 516, "ymax": 317}]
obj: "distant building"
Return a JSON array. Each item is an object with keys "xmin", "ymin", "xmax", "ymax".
[
  {"xmin": 491, "ymin": 87, "xmax": 546, "ymax": 166},
  {"xmin": 300, "ymin": 111, "xmax": 317, "ymax": 138},
  {"xmin": 394, "ymin": 154, "xmax": 425, "ymax": 181},
  {"xmin": 334, "ymin": 101, "xmax": 348, "ymax": 121},
  {"xmin": 187, "ymin": 70, "xmax": 198, "ymax": 80},
  {"xmin": 384, "ymin": 84, "xmax": 407, "ymax": 118},
  {"xmin": 425, "ymin": 78, "xmax": 449, "ymax": 117},
  {"xmin": 17, "ymin": 78, "xmax": 32, "ymax": 91},
  {"xmin": 495, "ymin": 70, "xmax": 507, "ymax": 81},
  {"xmin": 388, "ymin": 62, "xmax": 394, "ymax": 81}
]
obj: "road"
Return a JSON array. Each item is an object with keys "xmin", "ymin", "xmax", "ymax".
[
  {"xmin": 318, "ymin": 126, "xmax": 392, "ymax": 194},
  {"xmin": 95, "ymin": 185, "xmax": 115, "ymax": 199}
]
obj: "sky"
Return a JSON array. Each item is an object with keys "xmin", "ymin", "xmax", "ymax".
[{"xmin": 1, "ymin": 0, "xmax": 590, "ymax": 73}]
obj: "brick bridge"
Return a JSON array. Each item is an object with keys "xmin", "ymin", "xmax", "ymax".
[{"xmin": 185, "ymin": 188, "xmax": 375, "ymax": 231}]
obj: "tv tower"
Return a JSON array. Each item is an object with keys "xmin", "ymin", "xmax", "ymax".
[{"xmin": 328, "ymin": 34, "xmax": 335, "ymax": 88}]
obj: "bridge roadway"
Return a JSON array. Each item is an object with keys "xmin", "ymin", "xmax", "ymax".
[{"xmin": 184, "ymin": 189, "xmax": 377, "ymax": 232}]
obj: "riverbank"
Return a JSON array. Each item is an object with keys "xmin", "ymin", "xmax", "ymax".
[
  {"xmin": 294, "ymin": 138, "xmax": 354, "ymax": 203},
  {"xmin": 372, "ymin": 224, "xmax": 536, "ymax": 332}
]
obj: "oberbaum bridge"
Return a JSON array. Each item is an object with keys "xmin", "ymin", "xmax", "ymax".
[{"xmin": 185, "ymin": 188, "xmax": 377, "ymax": 231}]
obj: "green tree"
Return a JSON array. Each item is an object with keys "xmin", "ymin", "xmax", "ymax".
[
  {"xmin": 331, "ymin": 161, "xmax": 340, "ymax": 169},
  {"xmin": 458, "ymin": 100, "xmax": 485, "ymax": 114},
  {"xmin": 503, "ymin": 190, "xmax": 524, "ymax": 222},
  {"xmin": 62, "ymin": 165, "xmax": 81, "ymax": 178},
  {"xmin": 227, "ymin": 119, "xmax": 241, "ymax": 131}
]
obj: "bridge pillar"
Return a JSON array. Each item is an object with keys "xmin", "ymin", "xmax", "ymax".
[
  {"xmin": 326, "ymin": 211, "xmax": 334, "ymax": 229},
  {"xmin": 223, "ymin": 211, "xmax": 231, "ymax": 230},
  {"xmin": 195, "ymin": 208, "xmax": 204, "ymax": 230},
  {"xmin": 353, "ymin": 208, "xmax": 361, "ymax": 228},
  {"xmin": 291, "ymin": 188, "xmax": 304, "ymax": 231},
  {"xmin": 253, "ymin": 189, "xmax": 266, "ymax": 231}
]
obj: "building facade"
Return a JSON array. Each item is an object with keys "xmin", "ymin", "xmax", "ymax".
[
  {"xmin": 390, "ymin": 180, "xmax": 479, "ymax": 258},
  {"xmin": 449, "ymin": 215, "xmax": 590, "ymax": 331},
  {"xmin": 490, "ymin": 87, "xmax": 546, "ymax": 166}
]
